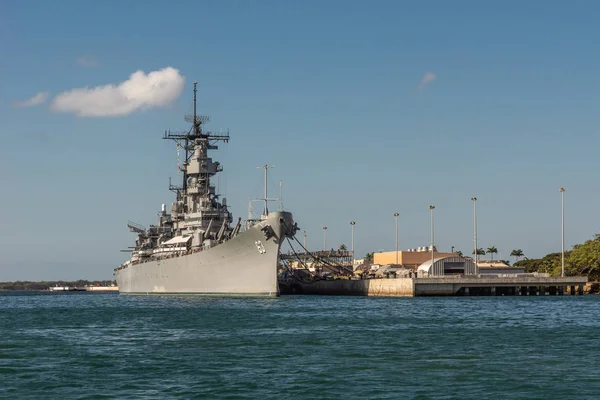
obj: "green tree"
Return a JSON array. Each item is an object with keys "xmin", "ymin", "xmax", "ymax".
[
  {"xmin": 339, "ymin": 244, "xmax": 347, "ymax": 251},
  {"xmin": 564, "ymin": 235, "xmax": 600, "ymax": 280},
  {"xmin": 515, "ymin": 252, "xmax": 561, "ymax": 274},
  {"xmin": 513, "ymin": 234, "xmax": 600, "ymax": 279},
  {"xmin": 510, "ymin": 249, "xmax": 524, "ymax": 263},
  {"xmin": 456, "ymin": 250, "xmax": 463, "ymax": 257},
  {"xmin": 486, "ymin": 246, "xmax": 498, "ymax": 260},
  {"xmin": 364, "ymin": 252, "xmax": 374, "ymax": 263}
]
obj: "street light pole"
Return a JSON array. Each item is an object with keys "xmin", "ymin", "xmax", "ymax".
[
  {"xmin": 350, "ymin": 221, "xmax": 356, "ymax": 263},
  {"xmin": 323, "ymin": 226, "xmax": 327, "ymax": 251},
  {"xmin": 560, "ymin": 188, "xmax": 565, "ymax": 277},
  {"xmin": 394, "ymin": 213, "xmax": 399, "ymax": 265},
  {"xmin": 429, "ymin": 205, "xmax": 435, "ymax": 274},
  {"xmin": 471, "ymin": 197, "xmax": 478, "ymax": 265},
  {"xmin": 303, "ymin": 230, "xmax": 307, "ymax": 266}
]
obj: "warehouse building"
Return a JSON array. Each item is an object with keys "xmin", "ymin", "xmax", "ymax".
[
  {"xmin": 373, "ymin": 247, "xmax": 457, "ymax": 270},
  {"xmin": 417, "ymin": 256, "xmax": 478, "ymax": 277}
]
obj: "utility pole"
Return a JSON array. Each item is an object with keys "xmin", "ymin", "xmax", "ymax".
[
  {"xmin": 560, "ymin": 188, "xmax": 565, "ymax": 277},
  {"xmin": 394, "ymin": 213, "xmax": 399, "ymax": 265},
  {"xmin": 471, "ymin": 197, "xmax": 478, "ymax": 265},
  {"xmin": 429, "ymin": 205, "xmax": 435, "ymax": 275},
  {"xmin": 350, "ymin": 221, "xmax": 356, "ymax": 264}
]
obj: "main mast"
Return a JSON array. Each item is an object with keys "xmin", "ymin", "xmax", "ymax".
[{"xmin": 257, "ymin": 164, "xmax": 279, "ymax": 218}]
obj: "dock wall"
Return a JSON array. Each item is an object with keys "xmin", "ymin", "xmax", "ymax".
[
  {"xmin": 414, "ymin": 276, "xmax": 588, "ymax": 296},
  {"xmin": 281, "ymin": 275, "xmax": 589, "ymax": 297},
  {"xmin": 286, "ymin": 278, "xmax": 414, "ymax": 297}
]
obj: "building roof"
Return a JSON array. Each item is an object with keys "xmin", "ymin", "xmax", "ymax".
[
  {"xmin": 417, "ymin": 256, "xmax": 453, "ymax": 271},
  {"xmin": 417, "ymin": 256, "xmax": 474, "ymax": 273}
]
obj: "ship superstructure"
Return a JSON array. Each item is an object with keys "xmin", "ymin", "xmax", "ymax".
[{"xmin": 114, "ymin": 82, "xmax": 298, "ymax": 296}]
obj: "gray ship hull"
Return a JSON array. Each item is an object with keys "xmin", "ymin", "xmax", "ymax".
[{"xmin": 115, "ymin": 212, "xmax": 294, "ymax": 297}]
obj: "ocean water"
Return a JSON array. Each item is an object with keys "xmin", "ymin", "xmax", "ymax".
[{"xmin": 1, "ymin": 292, "xmax": 599, "ymax": 399}]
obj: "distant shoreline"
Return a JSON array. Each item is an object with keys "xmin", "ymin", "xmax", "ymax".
[
  {"xmin": 0, "ymin": 281, "xmax": 117, "ymax": 291},
  {"xmin": 0, "ymin": 289, "xmax": 119, "ymax": 293}
]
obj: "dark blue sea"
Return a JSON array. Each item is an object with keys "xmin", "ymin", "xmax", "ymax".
[{"xmin": 1, "ymin": 292, "xmax": 599, "ymax": 399}]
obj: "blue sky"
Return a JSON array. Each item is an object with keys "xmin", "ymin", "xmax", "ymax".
[{"xmin": 1, "ymin": 0, "xmax": 600, "ymax": 281}]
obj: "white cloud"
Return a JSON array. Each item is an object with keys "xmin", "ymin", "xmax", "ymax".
[
  {"xmin": 76, "ymin": 57, "xmax": 99, "ymax": 67},
  {"xmin": 417, "ymin": 72, "xmax": 437, "ymax": 90},
  {"xmin": 50, "ymin": 67, "xmax": 186, "ymax": 117},
  {"xmin": 14, "ymin": 92, "xmax": 49, "ymax": 108}
]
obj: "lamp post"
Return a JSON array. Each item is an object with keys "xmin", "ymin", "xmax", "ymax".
[
  {"xmin": 350, "ymin": 221, "xmax": 356, "ymax": 263},
  {"xmin": 560, "ymin": 188, "xmax": 565, "ymax": 277},
  {"xmin": 429, "ymin": 205, "xmax": 435, "ymax": 273},
  {"xmin": 471, "ymin": 197, "xmax": 478, "ymax": 265},
  {"xmin": 322, "ymin": 226, "xmax": 327, "ymax": 251},
  {"xmin": 303, "ymin": 230, "xmax": 307, "ymax": 266},
  {"xmin": 394, "ymin": 213, "xmax": 399, "ymax": 265}
]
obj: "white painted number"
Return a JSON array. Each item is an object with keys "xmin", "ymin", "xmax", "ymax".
[{"xmin": 255, "ymin": 240, "xmax": 266, "ymax": 254}]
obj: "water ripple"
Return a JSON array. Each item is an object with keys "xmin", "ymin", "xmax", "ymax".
[{"xmin": 1, "ymin": 292, "xmax": 599, "ymax": 399}]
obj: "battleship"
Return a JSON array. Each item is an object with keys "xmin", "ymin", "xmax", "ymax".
[{"xmin": 114, "ymin": 82, "xmax": 298, "ymax": 296}]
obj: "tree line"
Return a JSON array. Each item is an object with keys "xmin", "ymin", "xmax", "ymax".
[{"xmin": 515, "ymin": 234, "xmax": 600, "ymax": 281}]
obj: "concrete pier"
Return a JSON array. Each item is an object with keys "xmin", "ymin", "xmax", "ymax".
[
  {"xmin": 279, "ymin": 275, "xmax": 589, "ymax": 297},
  {"xmin": 413, "ymin": 276, "xmax": 587, "ymax": 296},
  {"xmin": 282, "ymin": 277, "xmax": 415, "ymax": 297}
]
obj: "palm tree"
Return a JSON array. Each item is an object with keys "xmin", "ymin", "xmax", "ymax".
[
  {"xmin": 510, "ymin": 249, "xmax": 524, "ymax": 263},
  {"xmin": 486, "ymin": 246, "xmax": 498, "ymax": 261},
  {"xmin": 472, "ymin": 248, "xmax": 485, "ymax": 256},
  {"xmin": 456, "ymin": 250, "xmax": 463, "ymax": 257},
  {"xmin": 339, "ymin": 244, "xmax": 347, "ymax": 251}
]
